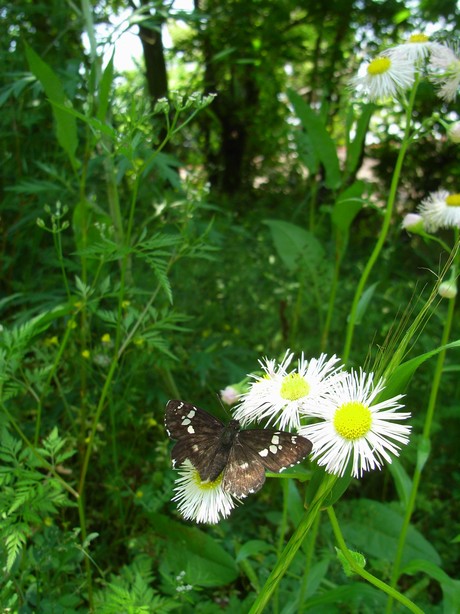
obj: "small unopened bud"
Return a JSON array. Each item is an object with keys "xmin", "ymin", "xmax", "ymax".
[
  {"xmin": 448, "ymin": 122, "xmax": 460, "ymax": 143},
  {"xmin": 36, "ymin": 218, "xmax": 46, "ymax": 229},
  {"xmin": 220, "ymin": 386, "xmax": 240, "ymax": 406},
  {"xmin": 402, "ymin": 213, "xmax": 424, "ymax": 234},
  {"xmin": 438, "ymin": 280, "xmax": 457, "ymax": 299}
]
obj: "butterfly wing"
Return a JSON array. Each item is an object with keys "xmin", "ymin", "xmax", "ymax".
[
  {"xmin": 165, "ymin": 400, "xmax": 226, "ymax": 480},
  {"xmin": 237, "ymin": 429, "xmax": 312, "ymax": 474},
  {"xmin": 222, "ymin": 439, "xmax": 267, "ymax": 498}
]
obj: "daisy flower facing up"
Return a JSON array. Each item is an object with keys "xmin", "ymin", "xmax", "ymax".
[
  {"xmin": 233, "ymin": 350, "xmax": 344, "ymax": 431},
  {"xmin": 299, "ymin": 369, "xmax": 411, "ymax": 478},
  {"xmin": 418, "ymin": 189, "xmax": 460, "ymax": 232},
  {"xmin": 429, "ymin": 44, "xmax": 460, "ymax": 102},
  {"xmin": 352, "ymin": 52, "xmax": 415, "ymax": 101},
  {"xmin": 387, "ymin": 33, "xmax": 439, "ymax": 64},
  {"xmin": 172, "ymin": 460, "xmax": 237, "ymax": 524}
]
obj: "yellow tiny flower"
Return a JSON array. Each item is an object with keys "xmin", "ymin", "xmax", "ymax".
[
  {"xmin": 43, "ymin": 517, "xmax": 53, "ymax": 527},
  {"xmin": 101, "ymin": 333, "xmax": 111, "ymax": 344},
  {"xmin": 121, "ymin": 300, "xmax": 131, "ymax": 309},
  {"xmin": 135, "ymin": 490, "xmax": 144, "ymax": 499},
  {"xmin": 81, "ymin": 349, "xmax": 90, "ymax": 359},
  {"xmin": 133, "ymin": 337, "xmax": 145, "ymax": 347}
]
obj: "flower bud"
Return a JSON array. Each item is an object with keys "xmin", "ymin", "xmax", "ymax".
[
  {"xmin": 438, "ymin": 280, "xmax": 457, "ymax": 299},
  {"xmin": 402, "ymin": 213, "xmax": 424, "ymax": 233},
  {"xmin": 448, "ymin": 122, "xmax": 460, "ymax": 143}
]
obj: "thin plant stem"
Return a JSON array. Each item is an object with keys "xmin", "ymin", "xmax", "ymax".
[
  {"xmin": 386, "ymin": 286, "xmax": 457, "ymax": 613},
  {"xmin": 327, "ymin": 506, "xmax": 424, "ymax": 614},
  {"xmin": 342, "ymin": 80, "xmax": 420, "ymax": 364},
  {"xmin": 249, "ymin": 473, "xmax": 337, "ymax": 613}
]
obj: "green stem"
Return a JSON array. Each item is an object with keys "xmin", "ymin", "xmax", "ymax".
[
  {"xmin": 342, "ymin": 83, "xmax": 419, "ymax": 365},
  {"xmin": 386, "ymin": 288, "xmax": 456, "ymax": 613},
  {"xmin": 249, "ymin": 473, "xmax": 336, "ymax": 613},
  {"xmin": 298, "ymin": 509, "xmax": 321, "ymax": 612},
  {"xmin": 327, "ymin": 506, "xmax": 424, "ymax": 614}
]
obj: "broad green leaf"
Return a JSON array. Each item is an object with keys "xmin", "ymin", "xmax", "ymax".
[
  {"xmin": 152, "ymin": 513, "xmax": 238, "ymax": 587},
  {"xmin": 24, "ymin": 43, "xmax": 78, "ymax": 169},
  {"xmin": 341, "ymin": 499, "xmax": 441, "ymax": 567},
  {"xmin": 264, "ymin": 219, "xmax": 324, "ymax": 272},
  {"xmin": 402, "ymin": 559, "xmax": 460, "ymax": 614},
  {"xmin": 287, "ymin": 89, "xmax": 341, "ymax": 190}
]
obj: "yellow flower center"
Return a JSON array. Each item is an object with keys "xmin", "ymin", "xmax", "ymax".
[
  {"xmin": 367, "ymin": 56, "xmax": 391, "ymax": 76},
  {"xmin": 194, "ymin": 469, "xmax": 223, "ymax": 490},
  {"xmin": 445, "ymin": 194, "xmax": 460, "ymax": 207},
  {"xmin": 333, "ymin": 401, "xmax": 372, "ymax": 440},
  {"xmin": 280, "ymin": 373, "xmax": 310, "ymax": 401},
  {"xmin": 408, "ymin": 33, "xmax": 429, "ymax": 43}
]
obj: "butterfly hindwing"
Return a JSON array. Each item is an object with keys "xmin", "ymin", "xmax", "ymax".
[{"xmin": 222, "ymin": 440, "xmax": 267, "ymax": 498}]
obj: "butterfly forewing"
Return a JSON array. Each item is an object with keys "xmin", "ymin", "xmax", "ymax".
[
  {"xmin": 166, "ymin": 400, "xmax": 229, "ymax": 482},
  {"xmin": 238, "ymin": 429, "xmax": 313, "ymax": 474}
]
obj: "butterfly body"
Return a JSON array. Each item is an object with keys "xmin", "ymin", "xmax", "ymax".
[{"xmin": 165, "ymin": 400, "xmax": 312, "ymax": 498}]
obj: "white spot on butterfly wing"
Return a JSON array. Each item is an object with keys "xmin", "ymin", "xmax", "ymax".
[
  {"xmin": 187, "ymin": 425, "xmax": 195, "ymax": 434},
  {"xmin": 271, "ymin": 435, "xmax": 280, "ymax": 445},
  {"xmin": 259, "ymin": 448, "xmax": 269, "ymax": 457}
]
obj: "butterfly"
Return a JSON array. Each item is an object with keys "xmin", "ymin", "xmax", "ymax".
[{"xmin": 165, "ymin": 400, "xmax": 312, "ymax": 498}]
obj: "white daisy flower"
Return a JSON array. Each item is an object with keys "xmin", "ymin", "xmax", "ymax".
[
  {"xmin": 429, "ymin": 44, "xmax": 460, "ymax": 102},
  {"xmin": 172, "ymin": 460, "xmax": 237, "ymax": 524},
  {"xmin": 418, "ymin": 189, "xmax": 460, "ymax": 232},
  {"xmin": 387, "ymin": 33, "xmax": 439, "ymax": 64},
  {"xmin": 233, "ymin": 350, "xmax": 344, "ymax": 431},
  {"xmin": 299, "ymin": 369, "xmax": 411, "ymax": 478},
  {"xmin": 352, "ymin": 52, "xmax": 415, "ymax": 101}
]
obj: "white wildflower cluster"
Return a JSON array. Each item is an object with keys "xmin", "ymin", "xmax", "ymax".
[
  {"xmin": 352, "ymin": 33, "xmax": 460, "ymax": 102},
  {"xmin": 168, "ymin": 351, "xmax": 411, "ymax": 523}
]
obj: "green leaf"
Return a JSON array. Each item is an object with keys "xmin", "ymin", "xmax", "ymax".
[
  {"xmin": 402, "ymin": 559, "xmax": 460, "ymax": 614},
  {"xmin": 336, "ymin": 547, "xmax": 366, "ymax": 577},
  {"xmin": 24, "ymin": 42, "xmax": 78, "ymax": 169},
  {"xmin": 235, "ymin": 540, "xmax": 273, "ymax": 563},
  {"xmin": 354, "ymin": 282, "xmax": 378, "ymax": 325},
  {"xmin": 345, "ymin": 103, "xmax": 375, "ymax": 177},
  {"xmin": 331, "ymin": 181, "xmax": 366, "ymax": 233},
  {"xmin": 287, "ymin": 89, "xmax": 341, "ymax": 190},
  {"xmin": 264, "ymin": 219, "xmax": 324, "ymax": 273},
  {"xmin": 152, "ymin": 513, "xmax": 238, "ymax": 587},
  {"xmin": 386, "ymin": 458, "xmax": 412, "ymax": 508},
  {"xmin": 382, "ymin": 339, "xmax": 460, "ymax": 399},
  {"xmin": 341, "ymin": 499, "xmax": 441, "ymax": 567},
  {"xmin": 97, "ymin": 53, "xmax": 114, "ymax": 122}
]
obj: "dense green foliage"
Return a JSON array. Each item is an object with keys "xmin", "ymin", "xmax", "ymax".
[{"xmin": 1, "ymin": 1, "xmax": 460, "ymax": 612}]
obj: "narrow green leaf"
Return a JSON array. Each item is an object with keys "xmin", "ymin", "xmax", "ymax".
[
  {"xmin": 387, "ymin": 458, "xmax": 412, "ymax": 508},
  {"xmin": 345, "ymin": 103, "xmax": 375, "ymax": 176},
  {"xmin": 354, "ymin": 282, "xmax": 378, "ymax": 325},
  {"xmin": 97, "ymin": 53, "xmax": 114, "ymax": 122},
  {"xmin": 382, "ymin": 339, "xmax": 460, "ymax": 399},
  {"xmin": 24, "ymin": 42, "xmax": 78, "ymax": 169}
]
